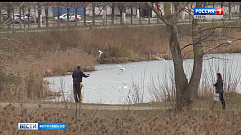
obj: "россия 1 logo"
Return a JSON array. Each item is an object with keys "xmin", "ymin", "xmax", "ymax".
[
  {"xmin": 194, "ymin": 8, "xmax": 223, "ymax": 20},
  {"xmin": 194, "ymin": 8, "xmax": 223, "ymax": 15}
]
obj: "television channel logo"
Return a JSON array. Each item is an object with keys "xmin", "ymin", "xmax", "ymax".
[
  {"xmin": 194, "ymin": 8, "xmax": 223, "ymax": 15},
  {"xmin": 18, "ymin": 123, "xmax": 38, "ymax": 130},
  {"xmin": 18, "ymin": 123, "xmax": 67, "ymax": 130},
  {"xmin": 194, "ymin": 8, "xmax": 223, "ymax": 20}
]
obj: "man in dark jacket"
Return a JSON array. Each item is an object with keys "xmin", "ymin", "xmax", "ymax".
[{"xmin": 72, "ymin": 64, "xmax": 90, "ymax": 103}]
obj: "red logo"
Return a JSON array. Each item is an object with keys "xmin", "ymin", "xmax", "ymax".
[
  {"xmin": 216, "ymin": 8, "xmax": 223, "ymax": 15},
  {"xmin": 158, "ymin": 2, "xmax": 161, "ymax": 7}
]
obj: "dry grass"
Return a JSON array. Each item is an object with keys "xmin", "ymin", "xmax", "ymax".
[{"xmin": 0, "ymin": 102, "xmax": 240, "ymax": 135}]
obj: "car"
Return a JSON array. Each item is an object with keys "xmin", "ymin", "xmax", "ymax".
[
  {"xmin": 1, "ymin": 14, "xmax": 8, "ymax": 21},
  {"xmin": 1, "ymin": 14, "xmax": 18, "ymax": 24},
  {"xmin": 10, "ymin": 14, "xmax": 21, "ymax": 23},
  {"xmin": 54, "ymin": 13, "xmax": 81, "ymax": 22},
  {"xmin": 22, "ymin": 13, "xmax": 38, "ymax": 23}
]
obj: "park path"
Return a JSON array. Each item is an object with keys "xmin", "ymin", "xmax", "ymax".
[
  {"xmin": 0, "ymin": 101, "xmax": 168, "ymax": 110},
  {"xmin": 0, "ymin": 102, "xmax": 240, "ymax": 111}
]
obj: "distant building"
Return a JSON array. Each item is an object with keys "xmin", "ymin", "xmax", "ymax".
[
  {"xmin": 1, "ymin": 2, "xmax": 240, "ymax": 19},
  {"xmin": 51, "ymin": 7, "xmax": 84, "ymax": 17}
]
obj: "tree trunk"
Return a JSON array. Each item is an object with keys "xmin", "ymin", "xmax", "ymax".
[
  {"xmin": 13, "ymin": 8, "xmax": 15, "ymax": 30},
  {"xmin": 131, "ymin": 6, "xmax": 133, "ymax": 24},
  {"xmin": 7, "ymin": 5, "xmax": 11, "ymax": 29},
  {"xmin": 34, "ymin": 6, "xmax": 36, "ymax": 23},
  {"xmin": 84, "ymin": 5, "xmax": 86, "ymax": 26},
  {"xmin": 239, "ymin": 4, "xmax": 241, "ymax": 19},
  {"xmin": 45, "ymin": 6, "xmax": 49, "ymax": 28},
  {"xmin": 156, "ymin": 2, "xmax": 159, "ymax": 23},
  {"xmin": 187, "ymin": 2, "xmax": 204, "ymax": 102},
  {"xmin": 19, "ymin": 8, "xmax": 21, "ymax": 29},
  {"xmin": 174, "ymin": 3, "xmax": 181, "ymax": 21},
  {"xmin": 0, "ymin": 6, "xmax": 2, "ymax": 24},
  {"xmin": 228, "ymin": 2, "xmax": 232, "ymax": 20},
  {"xmin": 23, "ymin": 8, "xmax": 26, "ymax": 31},
  {"xmin": 67, "ymin": 7, "xmax": 70, "ymax": 27},
  {"xmin": 92, "ymin": 3, "xmax": 95, "ymax": 25},
  {"xmin": 75, "ymin": 6, "xmax": 77, "ymax": 26},
  {"xmin": 148, "ymin": 6, "xmax": 151, "ymax": 24},
  {"xmin": 111, "ymin": 3, "xmax": 115, "ymax": 25},
  {"xmin": 28, "ymin": 6, "xmax": 30, "ymax": 29},
  {"xmin": 139, "ymin": 5, "xmax": 142, "ymax": 24},
  {"xmin": 38, "ymin": 4, "xmax": 41, "ymax": 28},
  {"xmin": 120, "ymin": 7, "xmax": 123, "ymax": 25},
  {"xmin": 57, "ymin": 6, "xmax": 60, "ymax": 27},
  {"xmin": 164, "ymin": 3, "xmax": 189, "ymax": 109}
]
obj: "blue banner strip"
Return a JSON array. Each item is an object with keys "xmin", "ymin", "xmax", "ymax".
[
  {"xmin": 194, "ymin": 8, "xmax": 216, "ymax": 15},
  {"xmin": 38, "ymin": 123, "xmax": 67, "ymax": 130}
]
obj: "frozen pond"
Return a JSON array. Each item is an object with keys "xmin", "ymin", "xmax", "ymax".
[{"xmin": 44, "ymin": 53, "xmax": 241, "ymax": 104}]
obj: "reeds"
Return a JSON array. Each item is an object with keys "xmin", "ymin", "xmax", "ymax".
[{"xmin": 0, "ymin": 102, "xmax": 240, "ymax": 134}]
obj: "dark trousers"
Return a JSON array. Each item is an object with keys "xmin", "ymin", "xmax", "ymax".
[
  {"xmin": 219, "ymin": 92, "xmax": 225, "ymax": 109},
  {"xmin": 73, "ymin": 82, "xmax": 82, "ymax": 103}
]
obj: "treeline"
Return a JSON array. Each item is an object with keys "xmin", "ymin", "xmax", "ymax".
[{"xmin": 0, "ymin": 2, "xmax": 241, "ymax": 29}]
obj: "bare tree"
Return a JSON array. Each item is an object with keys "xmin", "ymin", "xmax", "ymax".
[
  {"xmin": 92, "ymin": 3, "xmax": 96, "ymax": 25},
  {"xmin": 240, "ymin": 3, "xmax": 241, "ymax": 19},
  {"xmin": 53, "ymin": 2, "xmax": 64, "ymax": 27},
  {"xmin": 156, "ymin": 2, "xmax": 160, "ymax": 23},
  {"xmin": 147, "ymin": 2, "xmax": 203, "ymax": 110},
  {"xmin": 27, "ymin": 4, "xmax": 30, "ymax": 29},
  {"xmin": 44, "ymin": 2, "xmax": 50, "ymax": 28},
  {"xmin": 0, "ymin": 3, "xmax": 2, "ymax": 25},
  {"xmin": 21, "ymin": 3, "xmax": 26, "ymax": 30},
  {"xmin": 130, "ymin": 4, "xmax": 133, "ymax": 24},
  {"xmin": 65, "ymin": 2, "xmax": 72, "ymax": 27},
  {"xmin": 57, "ymin": 3, "xmax": 61, "ymax": 27},
  {"xmin": 13, "ymin": 4, "xmax": 16, "ymax": 30},
  {"xmin": 137, "ymin": 3, "xmax": 145, "ymax": 25},
  {"xmin": 73, "ymin": 2, "xmax": 79, "ymax": 26},
  {"xmin": 117, "ymin": 2, "xmax": 125, "ymax": 25},
  {"xmin": 83, "ymin": 3, "xmax": 88, "ymax": 26},
  {"xmin": 73, "ymin": 2, "xmax": 87, "ymax": 26},
  {"xmin": 3, "ymin": 3, "xmax": 10, "ymax": 29},
  {"xmin": 147, "ymin": 4, "xmax": 151, "ymax": 24},
  {"xmin": 37, "ymin": 3, "xmax": 41, "ymax": 28},
  {"xmin": 111, "ymin": 2, "xmax": 115, "ymax": 25},
  {"xmin": 228, "ymin": 2, "xmax": 232, "ymax": 20}
]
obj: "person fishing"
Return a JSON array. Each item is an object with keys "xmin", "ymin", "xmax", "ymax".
[
  {"xmin": 213, "ymin": 73, "xmax": 225, "ymax": 110},
  {"xmin": 72, "ymin": 64, "xmax": 90, "ymax": 103}
]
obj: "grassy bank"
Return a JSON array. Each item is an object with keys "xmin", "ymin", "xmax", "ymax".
[{"xmin": 0, "ymin": 92, "xmax": 240, "ymax": 134}]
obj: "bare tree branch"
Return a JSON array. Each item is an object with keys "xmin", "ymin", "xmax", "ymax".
[
  {"xmin": 173, "ymin": 2, "xmax": 189, "ymax": 23},
  {"xmin": 147, "ymin": 2, "xmax": 172, "ymax": 27},
  {"xmin": 0, "ymin": 2, "xmax": 25, "ymax": 28},
  {"xmin": 204, "ymin": 38, "xmax": 241, "ymax": 53},
  {"xmin": 200, "ymin": 26, "xmax": 241, "ymax": 32}
]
